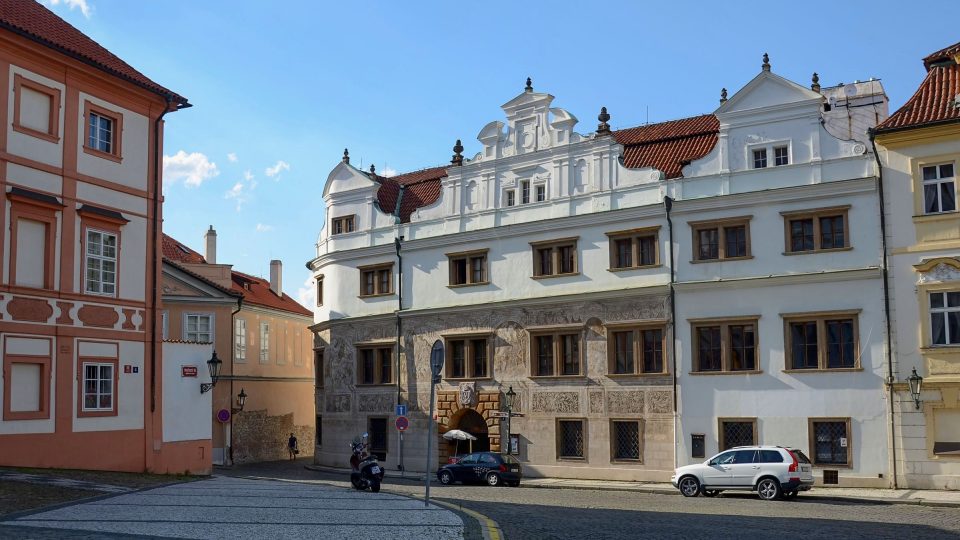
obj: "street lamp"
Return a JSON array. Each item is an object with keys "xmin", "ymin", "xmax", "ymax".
[
  {"xmin": 235, "ymin": 388, "xmax": 247, "ymax": 413},
  {"xmin": 504, "ymin": 386, "xmax": 517, "ymax": 455},
  {"xmin": 200, "ymin": 351, "xmax": 222, "ymax": 394},
  {"xmin": 908, "ymin": 368, "xmax": 923, "ymax": 410}
]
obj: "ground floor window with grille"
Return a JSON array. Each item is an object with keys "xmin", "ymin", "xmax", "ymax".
[
  {"xmin": 719, "ymin": 418, "xmax": 756, "ymax": 451},
  {"xmin": 610, "ymin": 420, "xmax": 643, "ymax": 462},
  {"xmin": 809, "ymin": 418, "xmax": 851, "ymax": 466},
  {"xmin": 557, "ymin": 419, "xmax": 586, "ymax": 460},
  {"xmin": 368, "ymin": 417, "xmax": 387, "ymax": 461}
]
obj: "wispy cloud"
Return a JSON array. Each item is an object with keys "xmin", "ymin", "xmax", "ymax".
[
  {"xmin": 255, "ymin": 223, "xmax": 273, "ymax": 232},
  {"xmin": 41, "ymin": 0, "xmax": 91, "ymax": 18},
  {"xmin": 296, "ymin": 275, "xmax": 316, "ymax": 311},
  {"xmin": 227, "ymin": 152, "xmax": 238, "ymax": 163},
  {"xmin": 265, "ymin": 160, "xmax": 290, "ymax": 179},
  {"xmin": 382, "ymin": 167, "xmax": 398, "ymax": 177},
  {"xmin": 163, "ymin": 151, "xmax": 219, "ymax": 189},
  {"xmin": 224, "ymin": 170, "xmax": 256, "ymax": 211}
]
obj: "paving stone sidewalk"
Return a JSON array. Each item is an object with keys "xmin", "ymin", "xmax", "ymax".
[{"xmin": 0, "ymin": 471, "xmax": 132, "ymax": 494}]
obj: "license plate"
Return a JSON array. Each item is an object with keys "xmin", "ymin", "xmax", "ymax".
[{"xmin": 371, "ymin": 466, "xmax": 381, "ymax": 474}]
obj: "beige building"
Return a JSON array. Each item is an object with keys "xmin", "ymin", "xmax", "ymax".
[{"xmin": 162, "ymin": 228, "xmax": 315, "ymax": 464}]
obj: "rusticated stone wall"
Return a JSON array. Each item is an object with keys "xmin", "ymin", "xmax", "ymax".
[{"xmin": 233, "ymin": 409, "xmax": 314, "ymax": 464}]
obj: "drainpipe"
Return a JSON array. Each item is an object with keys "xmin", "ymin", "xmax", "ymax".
[
  {"xmin": 150, "ymin": 98, "xmax": 172, "ymax": 413},
  {"xmin": 869, "ymin": 131, "xmax": 898, "ymax": 489},
  {"xmin": 228, "ymin": 296, "xmax": 243, "ymax": 465},
  {"xmin": 664, "ymin": 195, "xmax": 678, "ymax": 469}
]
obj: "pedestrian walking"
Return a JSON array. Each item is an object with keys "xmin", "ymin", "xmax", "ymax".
[{"xmin": 288, "ymin": 433, "xmax": 299, "ymax": 460}]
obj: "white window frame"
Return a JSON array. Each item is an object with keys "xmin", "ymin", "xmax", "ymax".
[
  {"xmin": 184, "ymin": 313, "xmax": 214, "ymax": 343},
  {"xmin": 235, "ymin": 318, "xmax": 247, "ymax": 362},
  {"xmin": 81, "ymin": 362, "xmax": 114, "ymax": 412},
  {"xmin": 930, "ymin": 291, "xmax": 960, "ymax": 346},
  {"xmin": 505, "ymin": 189, "xmax": 516, "ymax": 207},
  {"xmin": 921, "ymin": 162, "xmax": 957, "ymax": 215},
  {"xmin": 520, "ymin": 180, "xmax": 530, "ymax": 204},
  {"xmin": 748, "ymin": 141, "xmax": 791, "ymax": 170},
  {"xmin": 535, "ymin": 184, "xmax": 546, "ymax": 202},
  {"xmin": 88, "ymin": 112, "xmax": 114, "ymax": 154},
  {"xmin": 84, "ymin": 228, "xmax": 117, "ymax": 296},
  {"xmin": 260, "ymin": 322, "xmax": 270, "ymax": 363}
]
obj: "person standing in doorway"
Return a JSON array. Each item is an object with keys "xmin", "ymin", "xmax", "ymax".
[{"xmin": 288, "ymin": 433, "xmax": 298, "ymax": 460}]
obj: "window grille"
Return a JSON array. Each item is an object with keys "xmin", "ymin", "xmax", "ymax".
[
  {"xmin": 722, "ymin": 421, "xmax": 754, "ymax": 450},
  {"xmin": 558, "ymin": 420, "xmax": 584, "ymax": 459},
  {"xmin": 612, "ymin": 421, "xmax": 641, "ymax": 460},
  {"xmin": 813, "ymin": 421, "xmax": 848, "ymax": 465}
]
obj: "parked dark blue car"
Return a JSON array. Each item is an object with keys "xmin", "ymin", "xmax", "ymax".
[{"xmin": 437, "ymin": 452, "xmax": 522, "ymax": 487}]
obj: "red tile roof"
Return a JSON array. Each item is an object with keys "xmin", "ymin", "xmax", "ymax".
[
  {"xmin": 877, "ymin": 43, "xmax": 960, "ymax": 133},
  {"xmin": 231, "ymin": 271, "xmax": 312, "ymax": 317},
  {"xmin": 613, "ymin": 114, "xmax": 720, "ymax": 179},
  {"xmin": 162, "ymin": 233, "xmax": 206, "ymax": 264},
  {"xmin": 163, "ymin": 259, "xmax": 238, "ymax": 298},
  {"xmin": 0, "ymin": 0, "xmax": 188, "ymax": 106},
  {"xmin": 375, "ymin": 166, "xmax": 447, "ymax": 223}
]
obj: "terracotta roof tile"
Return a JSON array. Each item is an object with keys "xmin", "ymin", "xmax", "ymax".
[
  {"xmin": 231, "ymin": 271, "xmax": 312, "ymax": 317},
  {"xmin": 877, "ymin": 49, "xmax": 960, "ymax": 133},
  {"xmin": 923, "ymin": 41, "xmax": 960, "ymax": 71},
  {"xmin": 375, "ymin": 166, "xmax": 447, "ymax": 223},
  {"xmin": 613, "ymin": 114, "xmax": 720, "ymax": 178},
  {"xmin": 0, "ymin": 0, "xmax": 187, "ymax": 105},
  {"xmin": 163, "ymin": 259, "xmax": 238, "ymax": 298},
  {"xmin": 162, "ymin": 233, "xmax": 206, "ymax": 264}
]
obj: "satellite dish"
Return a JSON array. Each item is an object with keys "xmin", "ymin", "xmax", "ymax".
[{"xmin": 843, "ymin": 84, "xmax": 858, "ymax": 98}]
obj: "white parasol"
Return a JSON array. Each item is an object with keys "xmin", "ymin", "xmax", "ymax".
[{"xmin": 443, "ymin": 429, "xmax": 478, "ymax": 454}]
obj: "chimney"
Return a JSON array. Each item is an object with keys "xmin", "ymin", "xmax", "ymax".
[
  {"xmin": 269, "ymin": 260, "xmax": 282, "ymax": 296},
  {"xmin": 204, "ymin": 225, "xmax": 217, "ymax": 264}
]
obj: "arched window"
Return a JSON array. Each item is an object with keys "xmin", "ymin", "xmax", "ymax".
[{"xmin": 464, "ymin": 180, "xmax": 478, "ymax": 210}]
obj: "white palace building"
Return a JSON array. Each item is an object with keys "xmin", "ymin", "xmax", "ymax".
[{"xmin": 308, "ymin": 55, "xmax": 895, "ymax": 487}]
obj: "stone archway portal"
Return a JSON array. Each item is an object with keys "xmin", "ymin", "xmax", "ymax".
[{"xmin": 451, "ymin": 408, "xmax": 490, "ymax": 454}]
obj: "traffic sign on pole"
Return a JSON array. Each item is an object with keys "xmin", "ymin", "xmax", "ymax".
[
  {"xmin": 396, "ymin": 416, "xmax": 409, "ymax": 431},
  {"xmin": 396, "ymin": 404, "xmax": 407, "ymax": 417}
]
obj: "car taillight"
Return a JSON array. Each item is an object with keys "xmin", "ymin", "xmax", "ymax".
[
  {"xmin": 499, "ymin": 464, "xmax": 508, "ymax": 472},
  {"xmin": 787, "ymin": 450, "xmax": 799, "ymax": 473}
]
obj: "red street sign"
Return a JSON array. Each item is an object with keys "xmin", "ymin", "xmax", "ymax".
[
  {"xmin": 396, "ymin": 416, "xmax": 409, "ymax": 431},
  {"xmin": 181, "ymin": 366, "xmax": 198, "ymax": 377}
]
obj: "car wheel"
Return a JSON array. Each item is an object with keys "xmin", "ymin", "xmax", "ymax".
[
  {"xmin": 486, "ymin": 473, "xmax": 501, "ymax": 487},
  {"xmin": 757, "ymin": 478, "xmax": 782, "ymax": 501},
  {"xmin": 678, "ymin": 476, "xmax": 701, "ymax": 497},
  {"xmin": 702, "ymin": 489, "xmax": 721, "ymax": 497},
  {"xmin": 438, "ymin": 471, "xmax": 453, "ymax": 485}
]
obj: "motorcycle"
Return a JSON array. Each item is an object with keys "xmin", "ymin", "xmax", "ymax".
[{"xmin": 349, "ymin": 432, "xmax": 384, "ymax": 492}]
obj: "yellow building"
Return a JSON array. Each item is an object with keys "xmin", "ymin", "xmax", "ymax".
[
  {"xmin": 161, "ymin": 228, "xmax": 315, "ymax": 464},
  {"xmin": 874, "ymin": 41, "xmax": 960, "ymax": 489}
]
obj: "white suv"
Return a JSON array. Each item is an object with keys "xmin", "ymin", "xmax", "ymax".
[{"xmin": 671, "ymin": 446, "xmax": 814, "ymax": 501}]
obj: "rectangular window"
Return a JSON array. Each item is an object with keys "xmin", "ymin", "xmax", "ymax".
[
  {"xmin": 316, "ymin": 276, "xmax": 324, "ymax": 306},
  {"xmin": 930, "ymin": 291, "xmax": 960, "ymax": 346},
  {"xmin": 774, "ymin": 146, "xmax": 789, "ymax": 166},
  {"xmin": 85, "ymin": 229, "xmax": 117, "ymax": 296},
  {"xmin": 785, "ymin": 312, "xmax": 859, "ymax": 370},
  {"xmin": 357, "ymin": 346, "xmax": 393, "ymax": 385},
  {"xmin": 557, "ymin": 419, "xmax": 586, "ymax": 460},
  {"xmin": 783, "ymin": 207, "xmax": 850, "ymax": 253},
  {"xmin": 691, "ymin": 218, "xmax": 751, "ymax": 261},
  {"xmin": 359, "ymin": 263, "xmax": 393, "ymax": 296},
  {"xmin": 608, "ymin": 326, "xmax": 665, "ymax": 375},
  {"xmin": 368, "ymin": 417, "xmax": 388, "ymax": 460},
  {"xmin": 81, "ymin": 362, "xmax": 114, "ymax": 412},
  {"xmin": 14, "ymin": 219, "xmax": 49, "ymax": 288},
  {"xmin": 331, "ymin": 216, "xmax": 355, "ymax": 235},
  {"xmin": 185, "ymin": 314, "xmax": 213, "ymax": 343},
  {"xmin": 448, "ymin": 250, "xmax": 488, "ymax": 286},
  {"xmin": 314, "ymin": 349, "xmax": 324, "ymax": 388},
  {"xmin": 444, "ymin": 336, "xmax": 490, "ymax": 379},
  {"xmin": 809, "ymin": 418, "xmax": 851, "ymax": 466},
  {"xmin": 532, "ymin": 330, "xmax": 582, "ymax": 377},
  {"xmin": 83, "ymin": 101, "xmax": 122, "ymax": 160},
  {"xmin": 531, "ymin": 238, "xmax": 578, "ymax": 277},
  {"xmin": 607, "ymin": 228, "xmax": 659, "ymax": 270},
  {"xmin": 535, "ymin": 185, "xmax": 546, "ymax": 202},
  {"xmin": 234, "ymin": 318, "xmax": 246, "ymax": 363},
  {"xmin": 922, "ymin": 163, "xmax": 956, "ymax": 214},
  {"xmin": 506, "ymin": 190, "xmax": 516, "ymax": 207},
  {"xmin": 260, "ymin": 322, "xmax": 270, "ymax": 363},
  {"xmin": 611, "ymin": 420, "xmax": 643, "ymax": 462},
  {"xmin": 753, "ymin": 148, "xmax": 767, "ymax": 169},
  {"xmin": 692, "ymin": 318, "xmax": 760, "ymax": 373},
  {"xmin": 521, "ymin": 181, "xmax": 530, "ymax": 204},
  {"xmin": 89, "ymin": 113, "xmax": 113, "ymax": 154},
  {"xmin": 719, "ymin": 418, "xmax": 756, "ymax": 451}
]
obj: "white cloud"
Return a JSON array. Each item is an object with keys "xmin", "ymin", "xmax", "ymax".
[
  {"xmin": 41, "ymin": 0, "xmax": 91, "ymax": 18},
  {"xmin": 163, "ymin": 151, "xmax": 220, "ymax": 188},
  {"xmin": 255, "ymin": 223, "xmax": 273, "ymax": 232},
  {"xmin": 265, "ymin": 160, "xmax": 290, "ymax": 179},
  {"xmin": 223, "ymin": 170, "xmax": 257, "ymax": 211},
  {"xmin": 227, "ymin": 152, "xmax": 238, "ymax": 163},
  {"xmin": 382, "ymin": 167, "xmax": 398, "ymax": 177},
  {"xmin": 296, "ymin": 275, "xmax": 316, "ymax": 311}
]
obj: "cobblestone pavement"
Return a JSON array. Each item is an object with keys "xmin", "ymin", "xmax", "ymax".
[{"xmin": 224, "ymin": 460, "xmax": 960, "ymax": 540}]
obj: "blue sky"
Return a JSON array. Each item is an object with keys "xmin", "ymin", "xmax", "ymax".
[{"xmin": 42, "ymin": 0, "xmax": 957, "ymax": 306}]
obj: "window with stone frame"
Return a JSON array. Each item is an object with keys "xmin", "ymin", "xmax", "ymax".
[
  {"xmin": 930, "ymin": 291, "xmax": 960, "ymax": 346},
  {"xmin": 331, "ymin": 215, "xmax": 356, "ymax": 235},
  {"xmin": 752, "ymin": 148, "xmax": 768, "ymax": 169},
  {"xmin": 610, "ymin": 419, "xmax": 643, "ymax": 462},
  {"xmin": 690, "ymin": 217, "xmax": 751, "ymax": 261},
  {"xmin": 505, "ymin": 189, "xmax": 516, "ymax": 207},
  {"xmin": 444, "ymin": 335, "xmax": 490, "ymax": 379},
  {"xmin": 774, "ymin": 145, "xmax": 790, "ymax": 166},
  {"xmin": 719, "ymin": 418, "xmax": 756, "ymax": 451},
  {"xmin": 691, "ymin": 318, "xmax": 759, "ymax": 373},
  {"xmin": 557, "ymin": 419, "xmax": 586, "ymax": 460},
  {"xmin": 359, "ymin": 263, "xmax": 393, "ymax": 297},
  {"xmin": 531, "ymin": 329, "xmax": 582, "ymax": 377},
  {"xmin": 607, "ymin": 227, "xmax": 659, "ymax": 270},
  {"xmin": 447, "ymin": 250, "xmax": 488, "ymax": 287},
  {"xmin": 535, "ymin": 184, "xmax": 546, "ymax": 202},
  {"xmin": 234, "ymin": 318, "xmax": 246, "ymax": 363},
  {"xmin": 784, "ymin": 312, "xmax": 859, "ymax": 371},
  {"xmin": 316, "ymin": 275, "xmax": 324, "ymax": 306},
  {"xmin": 608, "ymin": 325, "xmax": 666, "ymax": 375},
  {"xmin": 185, "ymin": 313, "xmax": 213, "ymax": 343},
  {"xmin": 521, "ymin": 180, "xmax": 531, "ymax": 204},
  {"xmin": 809, "ymin": 418, "xmax": 851, "ymax": 467},
  {"xmin": 357, "ymin": 346, "xmax": 393, "ymax": 385},
  {"xmin": 921, "ymin": 162, "xmax": 956, "ymax": 214},
  {"xmin": 783, "ymin": 206, "xmax": 850, "ymax": 253},
  {"xmin": 531, "ymin": 238, "xmax": 578, "ymax": 278}
]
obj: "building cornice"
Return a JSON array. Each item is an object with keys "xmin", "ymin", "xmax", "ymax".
[{"xmin": 674, "ymin": 267, "xmax": 880, "ymax": 291}]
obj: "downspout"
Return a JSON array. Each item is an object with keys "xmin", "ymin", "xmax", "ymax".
[
  {"xmin": 869, "ymin": 131, "xmax": 898, "ymax": 489},
  {"xmin": 228, "ymin": 296, "xmax": 243, "ymax": 464},
  {"xmin": 664, "ymin": 195, "xmax": 678, "ymax": 469},
  {"xmin": 150, "ymin": 97, "xmax": 172, "ymax": 412}
]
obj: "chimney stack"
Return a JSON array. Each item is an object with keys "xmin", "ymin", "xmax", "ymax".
[
  {"xmin": 204, "ymin": 226, "xmax": 217, "ymax": 264},
  {"xmin": 269, "ymin": 260, "xmax": 282, "ymax": 296}
]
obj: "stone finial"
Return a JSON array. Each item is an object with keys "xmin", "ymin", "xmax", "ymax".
[
  {"xmin": 451, "ymin": 139, "xmax": 464, "ymax": 166},
  {"xmin": 720, "ymin": 88, "xmax": 728, "ymax": 104},
  {"xmin": 369, "ymin": 164, "xmax": 376, "ymax": 177},
  {"xmin": 525, "ymin": 77, "xmax": 533, "ymax": 93},
  {"xmin": 342, "ymin": 148, "xmax": 350, "ymax": 164},
  {"xmin": 762, "ymin": 53, "xmax": 770, "ymax": 72},
  {"xmin": 811, "ymin": 72, "xmax": 821, "ymax": 92},
  {"xmin": 596, "ymin": 106, "xmax": 611, "ymax": 135}
]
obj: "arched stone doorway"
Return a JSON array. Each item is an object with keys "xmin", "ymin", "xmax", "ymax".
[{"xmin": 449, "ymin": 408, "xmax": 490, "ymax": 455}]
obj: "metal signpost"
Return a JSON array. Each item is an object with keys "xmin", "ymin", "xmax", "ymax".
[{"xmin": 425, "ymin": 339, "xmax": 444, "ymax": 507}]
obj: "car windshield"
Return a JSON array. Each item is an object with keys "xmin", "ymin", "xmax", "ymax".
[
  {"xmin": 501, "ymin": 455, "xmax": 520, "ymax": 464},
  {"xmin": 460, "ymin": 454, "xmax": 479, "ymax": 465},
  {"xmin": 789, "ymin": 449, "xmax": 812, "ymax": 464},
  {"xmin": 709, "ymin": 451, "xmax": 736, "ymax": 465}
]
